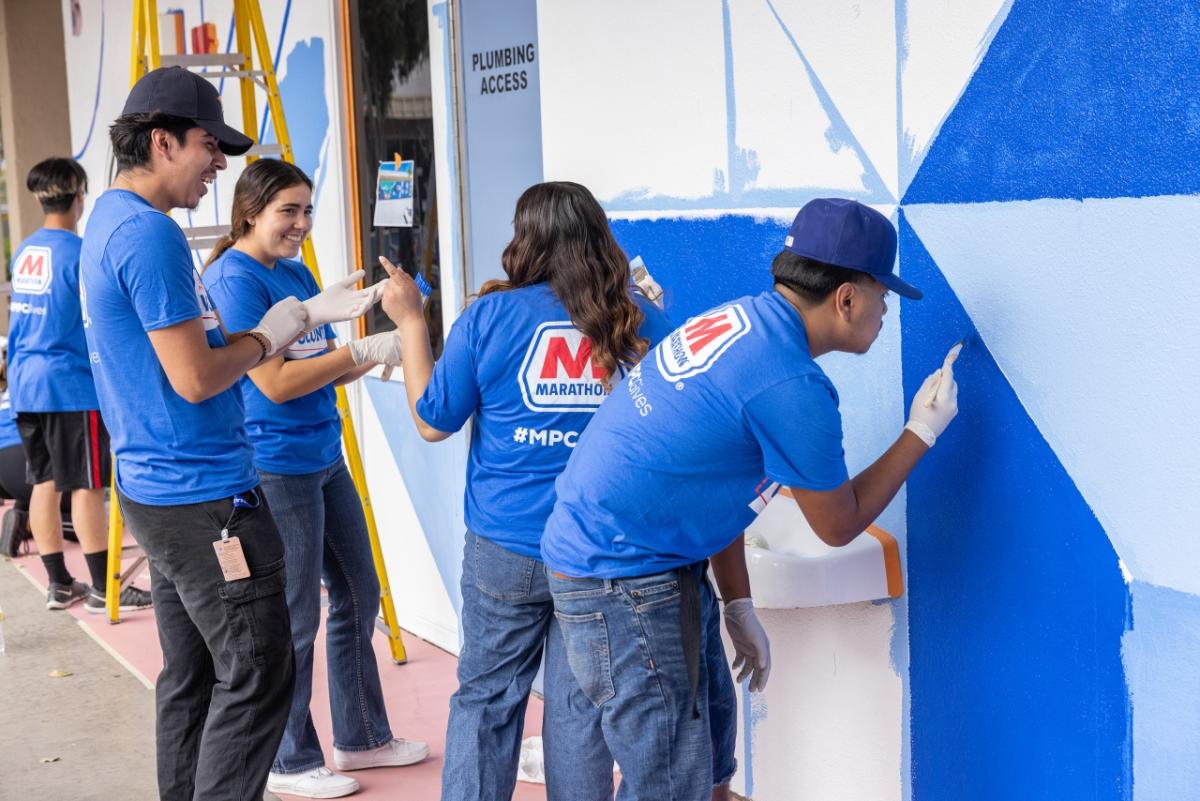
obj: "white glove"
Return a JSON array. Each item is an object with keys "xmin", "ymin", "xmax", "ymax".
[
  {"xmin": 348, "ymin": 332, "xmax": 403, "ymax": 367},
  {"xmin": 365, "ymin": 278, "xmax": 389, "ymax": 305},
  {"xmin": 905, "ymin": 354, "xmax": 959, "ymax": 447},
  {"xmin": 250, "ymin": 296, "xmax": 307, "ymax": 356},
  {"xmin": 301, "ymin": 270, "xmax": 379, "ymax": 331},
  {"xmin": 723, "ymin": 598, "xmax": 771, "ymax": 692}
]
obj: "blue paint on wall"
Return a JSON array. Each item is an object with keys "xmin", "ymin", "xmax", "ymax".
[
  {"xmin": 900, "ymin": 216, "xmax": 1132, "ymax": 800},
  {"xmin": 1123, "ymin": 581, "xmax": 1200, "ymax": 801},
  {"xmin": 608, "ymin": 215, "xmax": 783, "ymax": 323},
  {"xmin": 262, "ymin": 38, "xmax": 329, "ymax": 188},
  {"xmin": 365, "ymin": 378, "xmax": 467, "ymax": 621},
  {"xmin": 904, "ymin": 0, "xmax": 1200, "ymax": 204}
]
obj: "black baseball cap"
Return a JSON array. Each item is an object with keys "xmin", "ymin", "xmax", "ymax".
[{"xmin": 122, "ymin": 66, "xmax": 253, "ymax": 156}]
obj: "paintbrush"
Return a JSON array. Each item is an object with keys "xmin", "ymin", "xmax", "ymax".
[{"xmin": 924, "ymin": 339, "xmax": 964, "ymax": 408}]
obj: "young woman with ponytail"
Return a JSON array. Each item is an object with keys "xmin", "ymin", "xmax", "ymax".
[
  {"xmin": 202, "ymin": 158, "xmax": 428, "ymax": 800},
  {"xmin": 377, "ymin": 181, "xmax": 683, "ymax": 801}
]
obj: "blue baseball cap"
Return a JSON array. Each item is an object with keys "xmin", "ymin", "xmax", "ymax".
[{"xmin": 782, "ymin": 198, "xmax": 921, "ymax": 300}]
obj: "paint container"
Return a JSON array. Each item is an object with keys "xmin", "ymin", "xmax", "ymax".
[{"xmin": 630, "ymin": 256, "xmax": 665, "ymax": 309}]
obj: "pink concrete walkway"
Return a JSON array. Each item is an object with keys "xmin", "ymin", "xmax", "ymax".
[{"xmin": 11, "ymin": 536, "xmax": 547, "ymax": 800}]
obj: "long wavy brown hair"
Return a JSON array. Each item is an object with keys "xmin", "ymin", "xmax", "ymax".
[
  {"xmin": 204, "ymin": 159, "xmax": 312, "ymax": 268},
  {"xmin": 480, "ymin": 182, "xmax": 646, "ymax": 389}
]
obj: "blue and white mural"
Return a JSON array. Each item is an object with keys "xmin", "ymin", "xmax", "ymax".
[
  {"xmin": 536, "ymin": 1, "xmax": 1200, "ymax": 799},
  {"xmin": 61, "ymin": 2, "xmax": 1198, "ymax": 796}
]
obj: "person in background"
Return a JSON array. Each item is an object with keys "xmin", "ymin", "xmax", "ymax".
[
  {"xmin": 0, "ymin": 383, "xmax": 76, "ymax": 557},
  {"xmin": 81, "ymin": 66, "xmax": 379, "ymax": 801},
  {"xmin": 7, "ymin": 157, "xmax": 151, "ymax": 613},
  {"xmin": 540, "ymin": 198, "xmax": 961, "ymax": 800},
  {"xmin": 203, "ymin": 158, "xmax": 428, "ymax": 800}
]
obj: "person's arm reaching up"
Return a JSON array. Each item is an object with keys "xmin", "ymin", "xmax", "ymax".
[
  {"xmin": 792, "ymin": 362, "xmax": 959, "ymax": 546},
  {"xmin": 377, "ymin": 256, "xmax": 452, "ymax": 442}
]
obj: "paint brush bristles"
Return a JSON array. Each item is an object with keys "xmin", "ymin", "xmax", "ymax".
[{"xmin": 924, "ymin": 339, "xmax": 966, "ymax": 408}]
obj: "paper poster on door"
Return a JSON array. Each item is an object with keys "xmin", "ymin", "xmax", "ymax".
[{"xmin": 373, "ymin": 160, "xmax": 414, "ymax": 227}]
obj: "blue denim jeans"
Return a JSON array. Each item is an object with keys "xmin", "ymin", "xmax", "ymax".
[
  {"xmin": 443, "ymin": 532, "xmax": 609, "ymax": 801},
  {"xmin": 257, "ymin": 461, "xmax": 393, "ymax": 773},
  {"xmin": 548, "ymin": 566, "xmax": 717, "ymax": 801}
]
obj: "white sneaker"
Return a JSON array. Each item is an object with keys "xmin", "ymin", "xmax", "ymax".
[
  {"xmin": 266, "ymin": 766, "xmax": 360, "ymax": 798},
  {"xmin": 333, "ymin": 738, "xmax": 431, "ymax": 771}
]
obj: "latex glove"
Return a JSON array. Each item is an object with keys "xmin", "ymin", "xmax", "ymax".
[
  {"xmin": 905, "ymin": 355, "xmax": 959, "ymax": 448},
  {"xmin": 365, "ymin": 278, "xmax": 389, "ymax": 305},
  {"xmin": 723, "ymin": 598, "xmax": 771, "ymax": 692},
  {"xmin": 348, "ymin": 331, "xmax": 403, "ymax": 367},
  {"xmin": 301, "ymin": 270, "xmax": 378, "ymax": 331},
  {"xmin": 250, "ymin": 296, "xmax": 307, "ymax": 356}
]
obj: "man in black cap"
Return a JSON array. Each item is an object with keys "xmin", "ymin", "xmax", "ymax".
[
  {"xmin": 79, "ymin": 67, "xmax": 377, "ymax": 801},
  {"xmin": 538, "ymin": 199, "xmax": 962, "ymax": 800}
]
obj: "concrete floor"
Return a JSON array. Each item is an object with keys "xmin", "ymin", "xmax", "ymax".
[
  {"xmin": 0, "ymin": 534, "xmax": 551, "ymax": 801},
  {"xmin": 0, "ymin": 554, "xmax": 159, "ymax": 801}
]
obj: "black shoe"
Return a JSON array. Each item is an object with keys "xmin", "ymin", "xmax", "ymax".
[
  {"xmin": 47, "ymin": 580, "xmax": 90, "ymax": 610},
  {"xmin": 85, "ymin": 585, "xmax": 153, "ymax": 614},
  {"xmin": 0, "ymin": 507, "xmax": 31, "ymax": 557}
]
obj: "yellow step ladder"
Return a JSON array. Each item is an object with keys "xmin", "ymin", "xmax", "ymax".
[{"xmin": 107, "ymin": 0, "xmax": 408, "ymax": 665}]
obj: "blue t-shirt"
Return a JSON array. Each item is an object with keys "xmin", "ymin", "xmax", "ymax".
[
  {"xmin": 80, "ymin": 189, "xmax": 256, "ymax": 505},
  {"xmin": 7, "ymin": 228, "xmax": 99, "ymax": 412},
  {"xmin": 0, "ymin": 392, "xmax": 21, "ymax": 450},
  {"xmin": 541, "ymin": 290, "xmax": 851, "ymax": 578},
  {"xmin": 416, "ymin": 284, "xmax": 673, "ymax": 559},
  {"xmin": 203, "ymin": 250, "xmax": 341, "ymax": 475}
]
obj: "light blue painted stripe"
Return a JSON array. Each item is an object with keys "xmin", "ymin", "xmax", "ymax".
[
  {"xmin": 894, "ymin": 0, "xmax": 910, "ymax": 198},
  {"xmin": 721, "ymin": 0, "xmax": 736, "ymax": 196},
  {"xmin": 761, "ymin": 0, "xmax": 893, "ymax": 203}
]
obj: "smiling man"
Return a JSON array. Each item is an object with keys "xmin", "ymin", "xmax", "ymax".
[{"xmin": 79, "ymin": 67, "xmax": 374, "ymax": 801}]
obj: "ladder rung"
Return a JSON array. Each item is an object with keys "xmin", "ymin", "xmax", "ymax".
[
  {"xmin": 161, "ymin": 53, "xmax": 246, "ymax": 68},
  {"xmin": 201, "ymin": 69, "xmax": 266, "ymax": 80},
  {"xmin": 188, "ymin": 237, "xmax": 226, "ymax": 250},
  {"xmin": 245, "ymin": 143, "xmax": 283, "ymax": 157},
  {"xmin": 182, "ymin": 225, "xmax": 230, "ymax": 239}
]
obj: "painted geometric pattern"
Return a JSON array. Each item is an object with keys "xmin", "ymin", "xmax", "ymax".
[{"xmin": 537, "ymin": 0, "xmax": 1200, "ymax": 797}]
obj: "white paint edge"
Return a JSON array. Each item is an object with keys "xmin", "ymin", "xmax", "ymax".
[{"xmin": 75, "ymin": 618, "xmax": 155, "ymax": 691}]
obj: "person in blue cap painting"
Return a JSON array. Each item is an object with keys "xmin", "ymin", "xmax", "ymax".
[{"xmin": 539, "ymin": 198, "xmax": 961, "ymax": 800}]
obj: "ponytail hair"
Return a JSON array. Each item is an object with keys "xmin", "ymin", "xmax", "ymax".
[
  {"xmin": 204, "ymin": 159, "xmax": 312, "ymax": 267},
  {"xmin": 480, "ymin": 181, "xmax": 646, "ymax": 390}
]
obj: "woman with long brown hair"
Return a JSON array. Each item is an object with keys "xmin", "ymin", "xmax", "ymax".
[
  {"xmin": 380, "ymin": 181, "xmax": 673, "ymax": 800},
  {"xmin": 202, "ymin": 158, "xmax": 428, "ymax": 799}
]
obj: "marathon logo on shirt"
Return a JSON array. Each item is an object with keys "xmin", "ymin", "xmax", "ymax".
[
  {"xmin": 12, "ymin": 246, "xmax": 53, "ymax": 295},
  {"xmin": 518, "ymin": 322, "xmax": 611, "ymax": 412},
  {"xmin": 192, "ymin": 269, "xmax": 220, "ymax": 331},
  {"xmin": 286, "ymin": 328, "xmax": 327, "ymax": 360},
  {"xmin": 656, "ymin": 304, "xmax": 752, "ymax": 382}
]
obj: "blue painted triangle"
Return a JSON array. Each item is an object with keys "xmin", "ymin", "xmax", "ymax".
[
  {"xmin": 904, "ymin": 0, "xmax": 1200, "ymax": 204},
  {"xmin": 898, "ymin": 213, "xmax": 1131, "ymax": 799}
]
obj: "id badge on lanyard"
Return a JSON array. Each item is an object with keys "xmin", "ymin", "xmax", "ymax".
[{"xmin": 212, "ymin": 489, "xmax": 260, "ymax": 582}]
